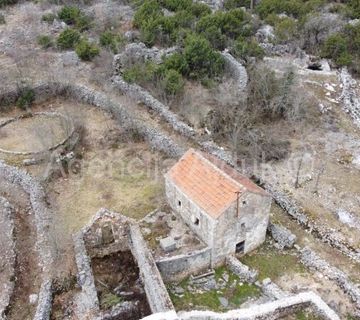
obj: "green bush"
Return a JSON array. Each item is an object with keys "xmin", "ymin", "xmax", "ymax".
[
  {"xmin": 37, "ymin": 35, "xmax": 53, "ymax": 49},
  {"xmin": 58, "ymin": 6, "xmax": 92, "ymax": 31},
  {"xmin": 16, "ymin": 87, "xmax": 35, "ymax": 110},
  {"xmin": 321, "ymin": 33, "xmax": 351, "ymax": 66},
  {"xmin": 75, "ymin": 39, "xmax": 100, "ymax": 61},
  {"xmin": 162, "ymin": 53, "xmax": 189, "ymax": 74},
  {"xmin": 272, "ymin": 16, "xmax": 298, "ymax": 43},
  {"xmin": 160, "ymin": 0, "xmax": 192, "ymax": 11},
  {"xmin": 133, "ymin": 0, "xmax": 162, "ymax": 29},
  {"xmin": 100, "ymin": 30, "xmax": 125, "ymax": 53},
  {"xmin": 42, "ymin": 13, "xmax": 56, "ymax": 23},
  {"xmin": 58, "ymin": 6, "xmax": 81, "ymax": 24},
  {"xmin": 232, "ymin": 37, "xmax": 264, "ymax": 60},
  {"xmin": 224, "ymin": 0, "xmax": 251, "ymax": 9},
  {"xmin": 348, "ymin": 0, "xmax": 360, "ymax": 19},
  {"xmin": 162, "ymin": 69, "xmax": 184, "ymax": 95},
  {"xmin": 57, "ymin": 28, "xmax": 81, "ymax": 49},
  {"xmin": 0, "ymin": 13, "xmax": 5, "ymax": 24},
  {"xmin": 123, "ymin": 61, "xmax": 158, "ymax": 84},
  {"xmin": 184, "ymin": 34, "xmax": 224, "ymax": 79},
  {"xmin": 0, "ymin": 0, "xmax": 16, "ymax": 8},
  {"xmin": 189, "ymin": 2, "xmax": 211, "ymax": 17},
  {"xmin": 256, "ymin": 0, "xmax": 324, "ymax": 19}
]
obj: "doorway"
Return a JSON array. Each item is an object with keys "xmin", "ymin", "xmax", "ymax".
[{"xmin": 236, "ymin": 240, "xmax": 245, "ymax": 254}]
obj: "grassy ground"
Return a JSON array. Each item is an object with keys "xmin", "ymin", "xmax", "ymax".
[
  {"xmin": 168, "ymin": 266, "xmax": 261, "ymax": 312},
  {"xmin": 240, "ymin": 240, "xmax": 306, "ymax": 281}
]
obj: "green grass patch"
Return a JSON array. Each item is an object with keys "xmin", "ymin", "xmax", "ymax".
[
  {"xmin": 241, "ymin": 242, "xmax": 306, "ymax": 281},
  {"xmin": 168, "ymin": 266, "xmax": 261, "ymax": 312}
]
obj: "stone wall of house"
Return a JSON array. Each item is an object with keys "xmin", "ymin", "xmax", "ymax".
[
  {"xmin": 129, "ymin": 225, "xmax": 175, "ymax": 314},
  {"xmin": 165, "ymin": 176, "xmax": 216, "ymax": 248},
  {"xmin": 212, "ymin": 192, "xmax": 271, "ymax": 264},
  {"xmin": 156, "ymin": 247, "xmax": 212, "ymax": 283}
]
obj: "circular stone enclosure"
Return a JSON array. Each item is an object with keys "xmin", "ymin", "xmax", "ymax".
[{"xmin": 0, "ymin": 112, "xmax": 74, "ymax": 156}]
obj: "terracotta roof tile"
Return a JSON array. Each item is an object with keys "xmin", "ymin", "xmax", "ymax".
[{"xmin": 166, "ymin": 149, "xmax": 268, "ymax": 219}]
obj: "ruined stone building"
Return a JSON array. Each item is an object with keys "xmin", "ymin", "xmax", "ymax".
[{"xmin": 165, "ymin": 149, "xmax": 272, "ymax": 265}]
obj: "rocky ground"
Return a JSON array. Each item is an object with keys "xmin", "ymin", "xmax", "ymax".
[{"xmin": 0, "ymin": 0, "xmax": 360, "ymax": 319}]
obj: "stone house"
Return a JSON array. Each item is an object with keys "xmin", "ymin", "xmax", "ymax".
[{"xmin": 165, "ymin": 149, "xmax": 272, "ymax": 265}]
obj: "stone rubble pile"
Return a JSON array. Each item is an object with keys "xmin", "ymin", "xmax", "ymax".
[{"xmin": 268, "ymin": 223, "xmax": 297, "ymax": 250}]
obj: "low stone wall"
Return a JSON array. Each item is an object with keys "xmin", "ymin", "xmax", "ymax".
[
  {"xmin": 129, "ymin": 225, "xmax": 175, "ymax": 314},
  {"xmin": 260, "ymin": 278, "xmax": 288, "ymax": 300},
  {"xmin": 0, "ymin": 161, "xmax": 55, "ymax": 320},
  {"xmin": 0, "ymin": 197, "xmax": 15, "ymax": 320},
  {"xmin": 0, "ymin": 112, "xmax": 75, "ymax": 157},
  {"xmin": 225, "ymin": 256, "xmax": 258, "ymax": 284},
  {"xmin": 268, "ymin": 223, "xmax": 296, "ymax": 250},
  {"xmin": 156, "ymin": 247, "xmax": 211, "ymax": 283},
  {"xmin": 300, "ymin": 247, "xmax": 360, "ymax": 310},
  {"xmin": 171, "ymin": 291, "xmax": 339, "ymax": 320},
  {"xmin": 34, "ymin": 280, "xmax": 53, "ymax": 320},
  {"xmin": 261, "ymin": 181, "xmax": 360, "ymax": 263},
  {"xmin": 0, "ymin": 82, "xmax": 183, "ymax": 158},
  {"xmin": 221, "ymin": 50, "xmax": 248, "ymax": 92},
  {"xmin": 111, "ymin": 76, "xmax": 195, "ymax": 138},
  {"xmin": 73, "ymin": 232, "xmax": 100, "ymax": 318}
]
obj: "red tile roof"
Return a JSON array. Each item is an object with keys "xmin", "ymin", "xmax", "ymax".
[{"xmin": 166, "ymin": 149, "xmax": 268, "ymax": 219}]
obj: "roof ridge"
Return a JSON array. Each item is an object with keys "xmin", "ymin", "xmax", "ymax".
[{"xmin": 194, "ymin": 150, "xmax": 246, "ymax": 193}]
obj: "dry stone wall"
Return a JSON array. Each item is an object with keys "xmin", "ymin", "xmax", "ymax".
[
  {"xmin": 225, "ymin": 256, "xmax": 258, "ymax": 284},
  {"xmin": 0, "ymin": 197, "xmax": 15, "ymax": 320},
  {"xmin": 129, "ymin": 225, "xmax": 175, "ymax": 314},
  {"xmin": 339, "ymin": 68, "xmax": 360, "ymax": 128},
  {"xmin": 0, "ymin": 161, "xmax": 55, "ymax": 320},
  {"xmin": 73, "ymin": 231, "xmax": 100, "ymax": 318},
  {"xmin": 268, "ymin": 223, "xmax": 296, "ymax": 250},
  {"xmin": 221, "ymin": 50, "xmax": 248, "ymax": 92},
  {"xmin": 174, "ymin": 291, "xmax": 340, "ymax": 320},
  {"xmin": 300, "ymin": 247, "xmax": 360, "ymax": 311},
  {"xmin": 111, "ymin": 76, "xmax": 195, "ymax": 138},
  {"xmin": 0, "ymin": 82, "xmax": 183, "ymax": 158}
]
